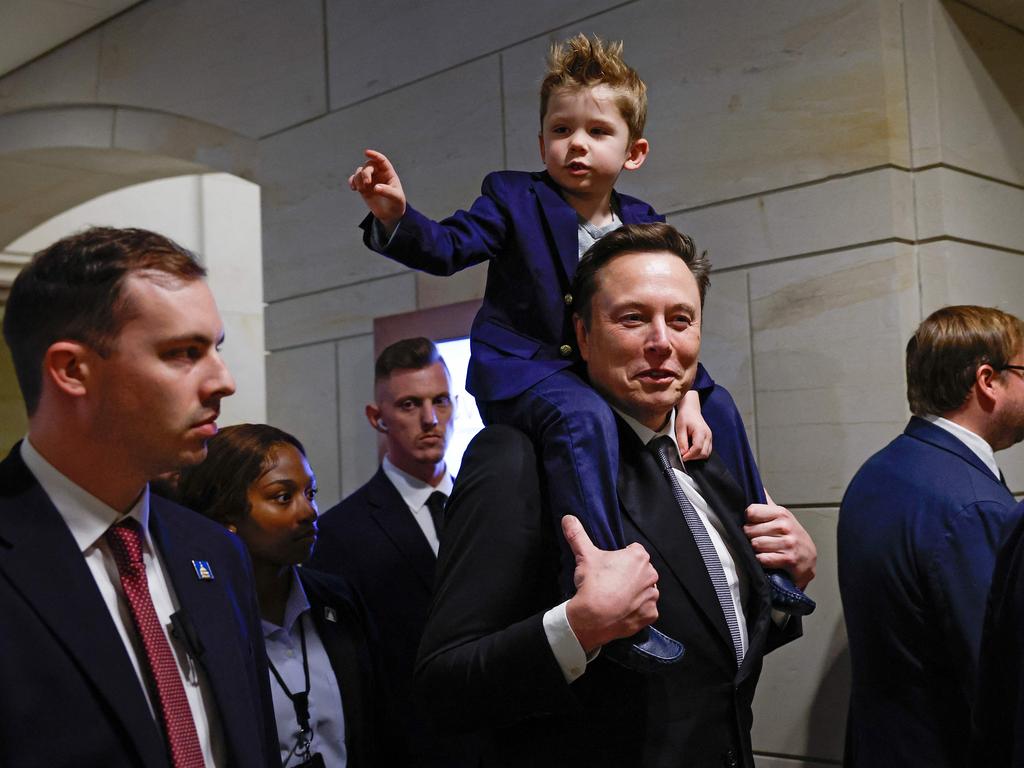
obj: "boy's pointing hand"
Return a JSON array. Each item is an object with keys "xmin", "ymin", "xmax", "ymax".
[{"xmin": 349, "ymin": 149, "xmax": 407, "ymax": 233}]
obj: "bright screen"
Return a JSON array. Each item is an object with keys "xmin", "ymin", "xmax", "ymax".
[{"xmin": 436, "ymin": 337, "xmax": 484, "ymax": 478}]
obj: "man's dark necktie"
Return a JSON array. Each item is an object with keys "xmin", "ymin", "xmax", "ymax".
[
  {"xmin": 427, "ymin": 491, "xmax": 448, "ymax": 538},
  {"xmin": 105, "ymin": 518, "xmax": 205, "ymax": 768},
  {"xmin": 649, "ymin": 435, "xmax": 745, "ymax": 667}
]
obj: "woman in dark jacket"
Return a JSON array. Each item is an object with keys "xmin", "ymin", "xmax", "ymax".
[{"xmin": 176, "ymin": 423, "xmax": 378, "ymax": 767}]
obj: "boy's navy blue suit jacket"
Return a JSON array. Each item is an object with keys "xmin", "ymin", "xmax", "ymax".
[
  {"xmin": 0, "ymin": 444, "xmax": 280, "ymax": 768},
  {"xmin": 838, "ymin": 416, "xmax": 1022, "ymax": 768},
  {"xmin": 362, "ymin": 169, "xmax": 767, "ymax": 502}
]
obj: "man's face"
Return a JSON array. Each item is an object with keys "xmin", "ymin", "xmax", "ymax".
[
  {"xmin": 575, "ymin": 251, "xmax": 702, "ymax": 431},
  {"xmin": 990, "ymin": 351, "xmax": 1024, "ymax": 451},
  {"xmin": 89, "ymin": 273, "xmax": 236, "ymax": 479},
  {"xmin": 539, "ymin": 84, "xmax": 647, "ymax": 203},
  {"xmin": 370, "ymin": 361, "xmax": 454, "ymax": 478}
]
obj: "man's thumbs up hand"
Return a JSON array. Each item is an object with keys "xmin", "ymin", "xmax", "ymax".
[{"xmin": 562, "ymin": 515, "xmax": 660, "ymax": 654}]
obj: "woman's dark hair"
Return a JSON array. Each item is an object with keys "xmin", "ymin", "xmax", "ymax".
[{"xmin": 175, "ymin": 423, "xmax": 306, "ymax": 526}]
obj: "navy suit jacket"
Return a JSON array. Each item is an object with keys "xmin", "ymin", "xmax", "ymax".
[
  {"xmin": 363, "ymin": 169, "xmax": 767, "ymax": 503},
  {"xmin": 297, "ymin": 568, "xmax": 380, "ymax": 767},
  {"xmin": 0, "ymin": 445, "xmax": 279, "ymax": 768},
  {"xmin": 416, "ymin": 422, "xmax": 801, "ymax": 768},
  {"xmin": 308, "ymin": 468, "xmax": 479, "ymax": 767},
  {"xmin": 363, "ymin": 169, "xmax": 663, "ymax": 402},
  {"xmin": 838, "ymin": 417, "xmax": 1021, "ymax": 768}
]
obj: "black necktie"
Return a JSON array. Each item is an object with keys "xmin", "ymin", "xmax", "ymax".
[
  {"xmin": 427, "ymin": 491, "xmax": 448, "ymax": 538},
  {"xmin": 649, "ymin": 436, "xmax": 745, "ymax": 667}
]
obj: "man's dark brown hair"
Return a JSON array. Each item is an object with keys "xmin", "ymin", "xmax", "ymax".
[
  {"xmin": 906, "ymin": 305, "xmax": 1024, "ymax": 416},
  {"xmin": 2, "ymin": 226, "xmax": 204, "ymax": 415},
  {"xmin": 374, "ymin": 336, "xmax": 448, "ymax": 384}
]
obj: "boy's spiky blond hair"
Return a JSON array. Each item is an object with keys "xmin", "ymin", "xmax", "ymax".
[{"xmin": 539, "ymin": 33, "xmax": 647, "ymax": 142}]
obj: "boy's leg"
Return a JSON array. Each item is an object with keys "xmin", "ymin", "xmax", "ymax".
[
  {"xmin": 479, "ymin": 370, "xmax": 684, "ymax": 670},
  {"xmin": 479, "ymin": 369, "xmax": 624, "ymax": 572}
]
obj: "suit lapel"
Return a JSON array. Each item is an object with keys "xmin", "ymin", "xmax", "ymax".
[
  {"xmin": 303, "ymin": 573, "xmax": 367, "ymax": 758},
  {"xmin": 615, "ymin": 422, "xmax": 735, "ymax": 653},
  {"xmin": 531, "ymin": 173, "xmax": 581, "ymax": 288},
  {"xmin": 367, "ymin": 470, "xmax": 436, "ymax": 591},
  {"xmin": 149, "ymin": 500, "xmax": 254, "ymax": 763},
  {"xmin": 0, "ymin": 448, "xmax": 168, "ymax": 766}
]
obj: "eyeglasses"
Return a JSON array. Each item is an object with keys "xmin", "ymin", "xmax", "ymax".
[{"xmin": 1001, "ymin": 365, "xmax": 1024, "ymax": 376}]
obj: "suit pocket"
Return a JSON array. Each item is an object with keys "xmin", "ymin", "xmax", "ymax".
[{"xmin": 476, "ymin": 320, "xmax": 542, "ymax": 360}]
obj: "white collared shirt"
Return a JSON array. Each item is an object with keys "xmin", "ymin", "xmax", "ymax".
[
  {"xmin": 544, "ymin": 409, "xmax": 751, "ymax": 682},
  {"xmin": 262, "ymin": 570, "xmax": 346, "ymax": 767},
  {"xmin": 20, "ymin": 438, "xmax": 225, "ymax": 768},
  {"xmin": 381, "ymin": 456, "xmax": 454, "ymax": 555},
  {"xmin": 923, "ymin": 415, "xmax": 1002, "ymax": 480}
]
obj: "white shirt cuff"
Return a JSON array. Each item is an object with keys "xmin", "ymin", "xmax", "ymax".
[{"xmin": 543, "ymin": 600, "xmax": 597, "ymax": 683}]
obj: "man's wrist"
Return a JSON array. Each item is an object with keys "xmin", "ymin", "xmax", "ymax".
[{"xmin": 544, "ymin": 600, "xmax": 593, "ymax": 683}]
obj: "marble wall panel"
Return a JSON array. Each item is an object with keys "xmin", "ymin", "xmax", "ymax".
[
  {"xmin": 416, "ymin": 264, "xmax": 488, "ymax": 310},
  {"xmin": 751, "ymin": 244, "xmax": 920, "ymax": 505},
  {"xmin": 267, "ymin": 342, "xmax": 341, "ymax": 506},
  {"xmin": 199, "ymin": 174, "xmax": 264, "ymax": 313},
  {"xmin": 701, "ymin": 269, "xmax": 757, "ymax": 454},
  {"xmin": 259, "ymin": 57, "xmax": 503, "ymax": 303},
  {"xmin": 502, "ymin": 0, "xmax": 909, "ymax": 214},
  {"xmin": 265, "ymin": 272, "xmax": 416, "ymax": 352},
  {"xmin": 0, "ymin": 31, "xmax": 101, "ymax": 114},
  {"xmin": 335, "ymin": 334, "xmax": 378, "ymax": 503},
  {"xmin": 111, "ymin": 109, "xmax": 258, "ymax": 180},
  {"xmin": 754, "ymin": 757, "xmax": 838, "ymax": 768},
  {"xmin": 915, "ymin": 167, "xmax": 1024, "ymax": 252},
  {"xmin": 752, "ymin": 507, "xmax": 848, "ymax": 763},
  {"xmin": 905, "ymin": 0, "xmax": 1024, "ymax": 183},
  {"xmin": 218, "ymin": 310, "xmax": 267, "ymax": 427},
  {"xmin": 919, "ymin": 240, "xmax": 1024, "ymax": 491},
  {"xmin": 0, "ymin": 106, "xmax": 113, "ymax": 152},
  {"xmin": 964, "ymin": 0, "xmax": 1024, "ymax": 30},
  {"xmin": 326, "ymin": 0, "xmax": 623, "ymax": 109},
  {"xmin": 95, "ymin": 0, "xmax": 327, "ymax": 138},
  {"xmin": 669, "ymin": 168, "xmax": 915, "ymax": 271}
]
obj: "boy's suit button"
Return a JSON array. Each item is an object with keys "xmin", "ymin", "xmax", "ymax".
[
  {"xmin": 559, "ymin": 345, "xmax": 573, "ymax": 357},
  {"xmin": 563, "ymin": 293, "xmax": 573, "ymax": 306}
]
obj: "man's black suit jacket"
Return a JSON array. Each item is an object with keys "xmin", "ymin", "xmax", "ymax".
[
  {"xmin": 417, "ymin": 421, "xmax": 802, "ymax": 768},
  {"xmin": 309, "ymin": 467, "xmax": 479, "ymax": 766},
  {"xmin": 0, "ymin": 444, "xmax": 279, "ymax": 767}
]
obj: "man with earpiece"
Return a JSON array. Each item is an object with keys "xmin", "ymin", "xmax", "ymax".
[{"xmin": 309, "ymin": 337, "xmax": 480, "ymax": 767}]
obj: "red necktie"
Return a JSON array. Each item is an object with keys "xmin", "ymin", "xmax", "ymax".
[{"xmin": 106, "ymin": 518, "xmax": 205, "ymax": 768}]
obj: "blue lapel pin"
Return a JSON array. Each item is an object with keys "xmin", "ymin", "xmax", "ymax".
[{"xmin": 192, "ymin": 560, "xmax": 215, "ymax": 580}]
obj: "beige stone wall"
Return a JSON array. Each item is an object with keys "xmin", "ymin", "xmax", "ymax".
[{"xmin": 0, "ymin": 1, "xmax": 1021, "ymax": 764}]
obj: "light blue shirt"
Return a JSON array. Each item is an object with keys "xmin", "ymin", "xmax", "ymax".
[{"xmin": 263, "ymin": 570, "xmax": 347, "ymax": 767}]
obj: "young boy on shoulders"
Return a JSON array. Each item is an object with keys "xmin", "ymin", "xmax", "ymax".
[{"xmin": 349, "ymin": 35, "xmax": 812, "ymax": 667}]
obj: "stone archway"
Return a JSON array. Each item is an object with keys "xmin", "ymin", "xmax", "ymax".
[{"xmin": 0, "ymin": 105, "xmax": 264, "ymax": 445}]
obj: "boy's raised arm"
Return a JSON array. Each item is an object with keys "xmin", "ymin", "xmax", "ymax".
[{"xmin": 348, "ymin": 148, "xmax": 407, "ymax": 235}]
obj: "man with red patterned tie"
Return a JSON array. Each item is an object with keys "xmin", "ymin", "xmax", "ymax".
[{"xmin": 0, "ymin": 227, "xmax": 279, "ymax": 767}]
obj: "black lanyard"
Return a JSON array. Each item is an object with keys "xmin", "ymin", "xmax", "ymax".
[{"xmin": 268, "ymin": 616, "xmax": 313, "ymax": 749}]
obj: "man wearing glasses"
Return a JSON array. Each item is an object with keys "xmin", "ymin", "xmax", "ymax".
[{"xmin": 839, "ymin": 304, "xmax": 1024, "ymax": 768}]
